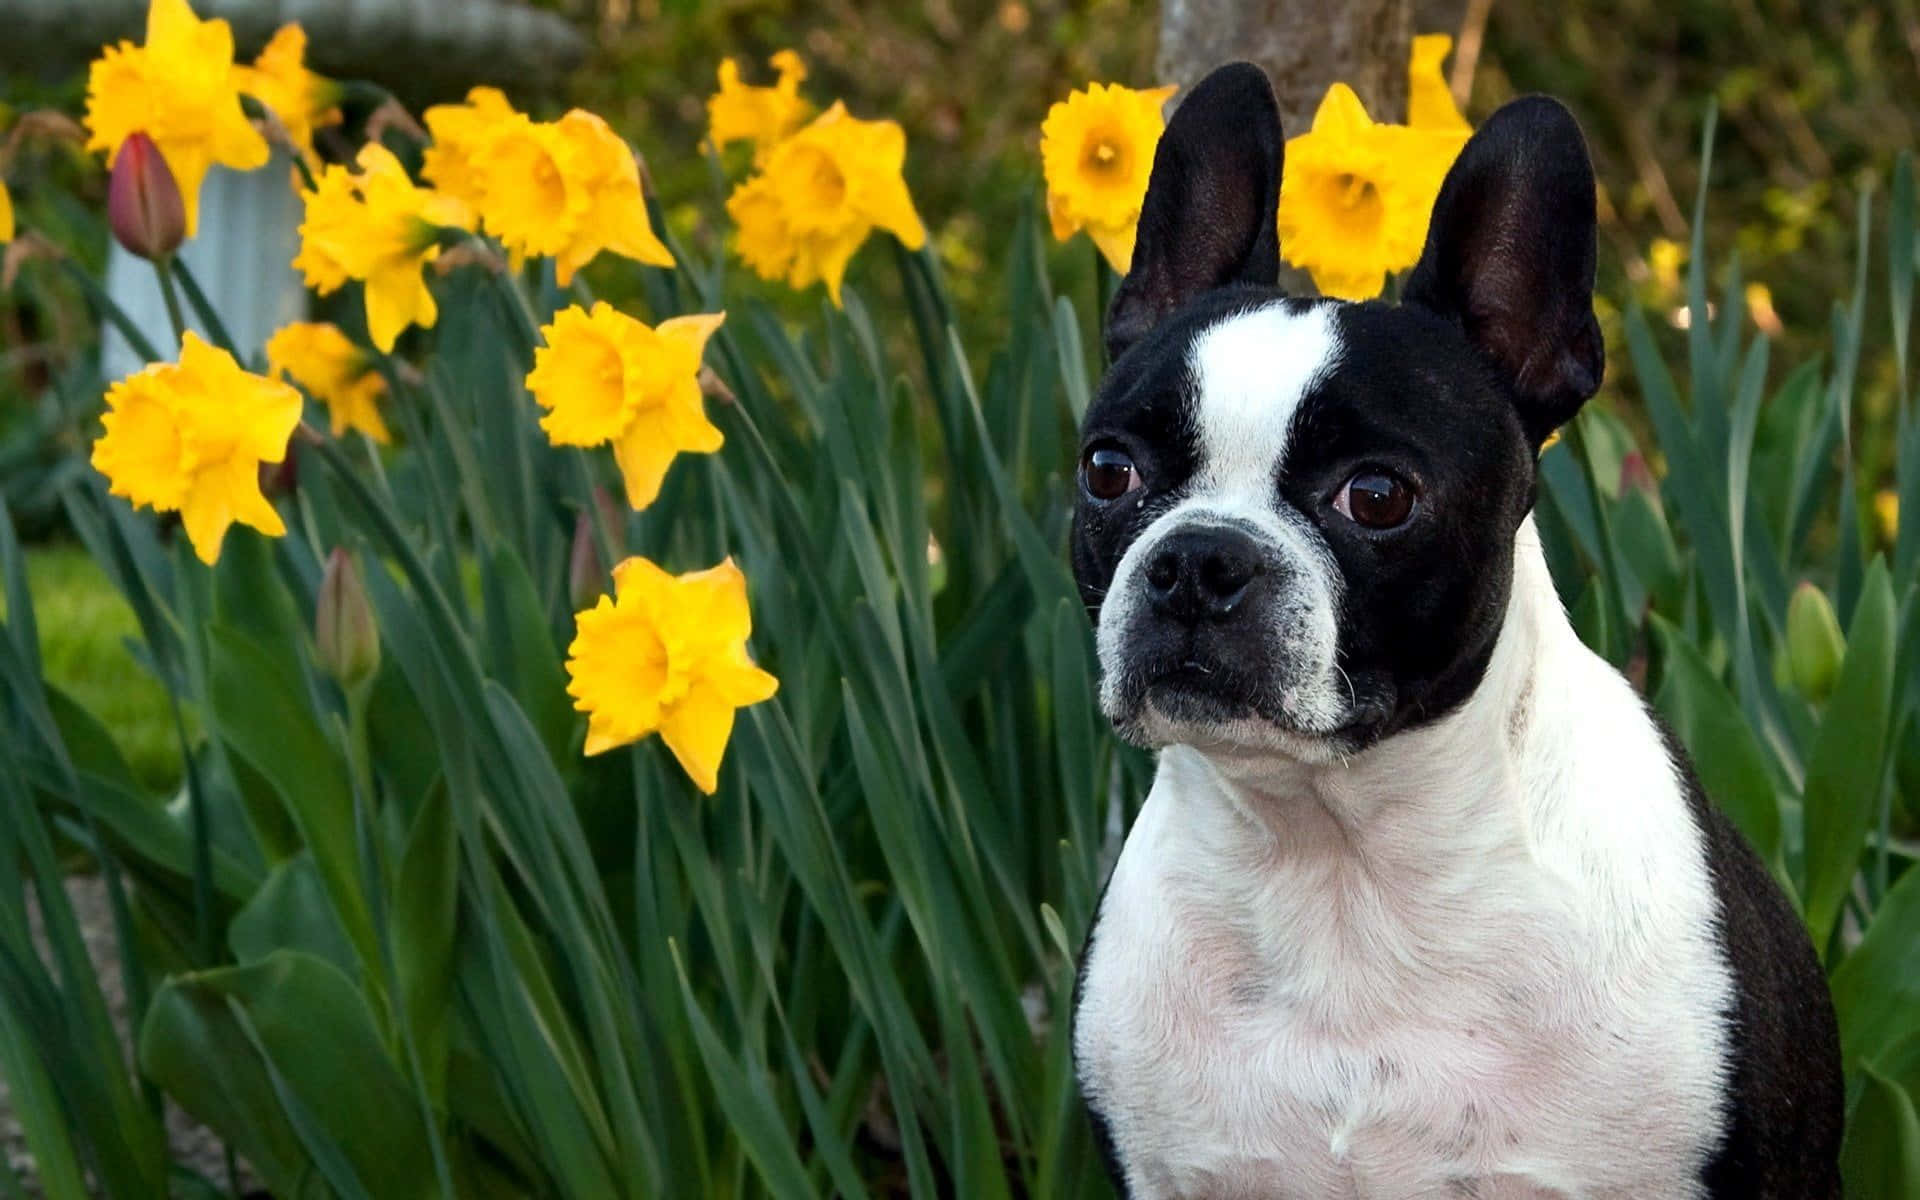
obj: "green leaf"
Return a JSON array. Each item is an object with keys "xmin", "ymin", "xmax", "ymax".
[
  {"xmin": 1651, "ymin": 616, "xmax": 1783, "ymax": 871},
  {"xmin": 392, "ymin": 786, "xmax": 459, "ymax": 1106},
  {"xmin": 1842, "ymin": 1066, "xmax": 1920, "ymax": 1200},
  {"xmin": 206, "ymin": 623, "xmax": 377, "ymax": 971},
  {"xmin": 1830, "ymin": 860, "xmax": 1920, "ymax": 1069},
  {"xmin": 1803, "ymin": 558, "xmax": 1899, "ymax": 947},
  {"xmin": 139, "ymin": 950, "xmax": 435, "ymax": 1199},
  {"xmin": 668, "ymin": 940, "xmax": 817, "ymax": 1200},
  {"xmin": 228, "ymin": 852, "xmax": 356, "ymax": 975}
]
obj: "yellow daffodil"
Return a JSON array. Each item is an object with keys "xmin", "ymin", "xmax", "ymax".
[
  {"xmin": 1876, "ymin": 489, "xmax": 1899, "ymax": 544},
  {"xmin": 1648, "ymin": 237, "xmax": 1685, "ymax": 295},
  {"xmin": 565, "ymin": 555, "xmax": 778, "ymax": 792},
  {"xmin": 727, "ymin": 102, "xmax": 926, "ymax": 305},
  {"xmin": 1040, "ymin": 81, "xmax": 1176, "ymax": 272},
  {"xmin": 467, "ymin": 109, "xmax": 674, "ymax": 285},
  {"xmin": 1408, "ymin": 34, "xmax": 1469, "ymax": 133},
  {"xmin": 293, "ymin": 144, "xmax": 469, "ymax": 352},
  {"xmin": 290, "ymin": 161, "xmax": 357, "ymax": 293},
  {"xmin": 235, "ymin": 24, "xmax": 342, "ymax": 165},
  {"xmin": 90, "ymin": 331, "xmax": 302, "ymax": 564},
  {"xmin": 266, "ymin": 321, "xmax": 390, "ymax": 443},
  {"xmin": 1277, "ymin": 83, "xmax": 1466, "ymax": 300},
  {"xmin": 549, "ymin": 110, "xmax": 676, "ymax": 285},
  {"xmin": 421, "ymin": 86, "xmax": 519, "ymax": 220},
  {"xmin": 84, "ymin": 0, "xmax": 269, "ymax": 237},
  {"xmin": 707, "ymin": 50, "xmax": 812, "ymax": 163},
  {"xmin": 0, "ymin": 180, "xmax": 13, "ymax": 244},
  {"xmin": 526, "ymin": 303, "xmax": 725, "ymax": 509}
]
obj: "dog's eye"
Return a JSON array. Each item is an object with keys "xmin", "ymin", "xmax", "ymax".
[
  {"xmin": 1335, "ymin": 471, "xmax": 1415, "ymax": 529},
  {"xmin": 1081, "ymin": 445, "xmax": 1141, "ymax": 501}
]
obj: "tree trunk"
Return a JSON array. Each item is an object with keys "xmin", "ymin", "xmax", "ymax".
[{"xmin": 1156, "ymin": 0, "xmax": 1414, "ymax": 136}]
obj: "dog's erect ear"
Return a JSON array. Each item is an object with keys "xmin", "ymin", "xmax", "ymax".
[
  {"xmin": 1104, "ymin": 63, "xmax": 1284, "ymax": 361},
  {"xmin": 1401, "ymin": 96, "xmax": 1604, "ymax": 444}
]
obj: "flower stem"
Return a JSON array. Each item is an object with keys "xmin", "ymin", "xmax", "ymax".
[{"xmin": 153, "ymin": 254, "xmax": 189, "ymax": 346}]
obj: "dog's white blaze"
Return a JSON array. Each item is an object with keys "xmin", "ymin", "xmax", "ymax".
[
  {"xmin": 1189, "ymin": 302, "xmax": 1338, "ymax": 497},
  {"xmin": 1076, "ymin": 520, "xmax": 1735, "ymax": 1198},
  {"xmin": 1096, "ymin": 302, "xmax": 1350, "ymax": 738}
]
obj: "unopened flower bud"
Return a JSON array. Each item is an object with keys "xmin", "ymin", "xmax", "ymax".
[
  {"xmin": 568, "ymin": 487, "xmax": 625, "ymax": 611},
  {"xmin": 1785, "ymin": 581, "xmax": 1844, "ymax": 703},
  {"xmin": 316, "ymin": 547, "xmax": 380, "ymax": 690},
  {"xmin": 107, "ymin": 132, "xmax": 186, "ymax": 261},
  {"xmin": 1618, "ymin": 452, "xmax": 1657, "ymax": 498}
]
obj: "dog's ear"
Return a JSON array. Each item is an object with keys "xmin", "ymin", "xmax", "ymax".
[
  {"xmin": 1401, "ymin": 96, "xmax": 1603, "ymax": 445},
  {"xmin": 1105, "ymin": 63, "xmax": 1284, "ymax": 361}
]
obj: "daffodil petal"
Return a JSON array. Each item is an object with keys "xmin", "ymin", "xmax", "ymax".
[
  {"xmin": 611, "ymin": 416, "xmax": 678, "ymax": 509},
  {"xmin": 1086, "ymin": 222, "xmax": 1135, "ymax": 274},
  {"xmin": 658, "ymin": 690, "xmax": 736, "ymax": 794}
]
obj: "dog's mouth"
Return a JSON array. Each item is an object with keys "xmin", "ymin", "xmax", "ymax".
[
  {"xmin": 1143, "ymin": 657, "xmax": 1254, "ymax": 717},
  {"xmin": 1109, "ymin": 635, "xmax": 1394, "ymax": 754}
]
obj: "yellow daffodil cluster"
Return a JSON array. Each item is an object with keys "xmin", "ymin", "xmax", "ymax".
[
  {"xmin": 421, "ymin": 88, "xmax": 675, "ymax": 285},
  {"xmin": 84, "ymin": 0, "xmax": 339, "ymax": 236},
  {"xmin": 1041, "ymin": 82, "xmax": 1177, "ymax": 273},
  {"xmin": 1278, "ymin": 34, "xmax": 1472, "ymax": 299},
  {"xmin": 710, "ymin": 53, "xmax": 927, "ymax": 305},
  {"xmin": 526, "ymin": 303, "xmax": 727, "ymax": 510},
  {"xmin": 0, "ymin": 175, "xmax": 12, "ymax": 245},
  {"xmin": 90, "ymin": 332, "xmax": 302, "ymax": 564},
  {"xmin": 1042, "ymin": 36, "xmax": 1473, "ymax": 300},
  {"xmin": 565, "ymin": 556, "xmax": 778, "ymax": 792},
  {"xmin": 83, "ymin": 0, "xmax": 268, "ymax": 238}
]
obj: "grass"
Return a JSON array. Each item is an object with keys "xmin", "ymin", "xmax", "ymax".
[{"xmin": 2, "ymin": 542, "xmax": 181, "ymax": 793}]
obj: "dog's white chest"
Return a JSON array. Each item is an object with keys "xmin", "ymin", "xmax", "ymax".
[{"xmin": 1075, "ymin": 718, "xmax": 1732, "ymax": 1200}]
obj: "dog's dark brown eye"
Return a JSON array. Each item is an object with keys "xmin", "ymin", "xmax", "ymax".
[
  {"xmin": 1081, "ymin": 446, "xmax": 1141, "ymax": 501},
  {"xmin": 1336, "ymin": 471, "xmax": 1415, "ymax": 529}
]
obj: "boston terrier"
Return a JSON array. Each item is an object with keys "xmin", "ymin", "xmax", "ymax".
[{"xmin": 1069, "ymin": 63, "xmax": 1843, "ymax": 1199}]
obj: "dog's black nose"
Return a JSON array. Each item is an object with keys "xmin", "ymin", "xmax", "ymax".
[{"xmin": 1144, "ymin": 527, "xmax": 1263, "ymax": 623}]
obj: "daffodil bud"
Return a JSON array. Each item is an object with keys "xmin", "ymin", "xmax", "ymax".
[
  {"xmin": 107, "ymin": 131, "xmax": 186, "ymax": 261},
  {"xmin": 316, "ymin": 547, "xmax": 380, "ymax": 691},
  {"xmin": 1785, "ymin": 581, "xmax": 1844, "ymax": 703}
]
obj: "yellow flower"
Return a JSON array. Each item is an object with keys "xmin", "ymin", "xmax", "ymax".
[
  {"xmin": 293, "ymin": 144, "xmax": 468, "ymax": 352},
  {"xmin": 1040, "ymin": 81, "xmax": 1177, "ymax": 272},
  {"xmin": 1277, "ymin": 83, "xmax": 1466, "ymax": 300},
  {"xmin": 234, "ymin": 24, "xmax": 341, "ymax": 165},
  {"xmin": 422, "ymin": 86, "xmax": 519, "ymax": 220},
  {"xmin": 566, "ymin": 555, "xmax": 779, "ymax": 792},
  {"xmin": 707, "ymin": 50, "xmax": 812, "ymax": 163},
  {"xmin": 550, "ymin": 110, "xmax": 676, "ymax": 285},
  {"xmin": 0, "ymin": 179, "xmax": 12, "ymax": 244},
  {"xmin": 1875, "ymin": 489, "xmax": 1899, "ymax": 545},
  {"xmin": 84, "ymin": 0, "xmax": 269, "ymax": 238},
  {"xmin": 467, "ymin": 109, "xmax": 674, "ymax": 285},
  {"xmin": 266, "ymin": 321, "xmax": 390, "ymax": 444},
  {"xmin": 1648, "ymin": 237, "xmax": 1686, "ymax": 295},
  {"xmin": 526, "ymin": 303, "xmax": 725, "ymax": 509},
  {"xmin": 1408, "ymin": 34, "xmax": 1469, "ymax": 132},
  {"xmin": 727, "ymin": 102, "xmax": 927, "ymax": 305},
  {"xmin": 90, "ymin": 331, "xmax": 302, "ymax": 565}
]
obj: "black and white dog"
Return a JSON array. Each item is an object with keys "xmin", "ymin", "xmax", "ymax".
[{"xmin": 1070, "ymin": 64, "xmax": 1843, "ymax": 1198}]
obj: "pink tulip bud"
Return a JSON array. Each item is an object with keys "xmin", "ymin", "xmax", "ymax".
[
  {"xmin": 1619, "ymin": 451, "xmax": 1657, "ymax": 498},
  {"xmin": 316, "ymin": 547, "xmax": 380, "ymax": 691},
  {"xmin": 107, "ymin": 132, "xmax": 185, "ymax": 261}
]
